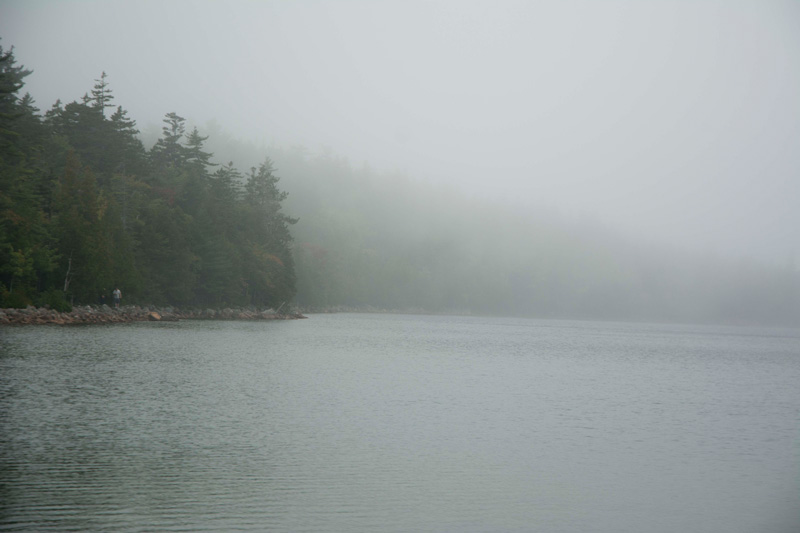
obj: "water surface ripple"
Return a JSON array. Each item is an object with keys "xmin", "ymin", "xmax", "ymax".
[{"xmin": 1, "ymin": 315, "xmax": 798, "ymax": 532}]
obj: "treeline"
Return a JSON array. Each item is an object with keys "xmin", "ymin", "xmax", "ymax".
[{"xmin": 0, "ymin": 45, "xmax": 296, "ymax": 310}]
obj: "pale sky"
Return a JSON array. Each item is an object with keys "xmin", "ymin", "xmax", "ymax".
[{"xmin": 1, "ymin": 0, "xmax": 798, "ymax": 262}]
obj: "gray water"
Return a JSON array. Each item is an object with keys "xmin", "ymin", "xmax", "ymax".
[{"xmin": 1, "ymin": 314, "xmax": 798, "ymax": 532}]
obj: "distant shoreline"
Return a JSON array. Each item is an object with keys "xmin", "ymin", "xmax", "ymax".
[{"xmin": 0, "ymin": 305, "xmax": 307, "ymax": 326}]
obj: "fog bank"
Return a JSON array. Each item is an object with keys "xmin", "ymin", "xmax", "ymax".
[{"xmin": 2, "ymin": 0, "xmax": 798, "ymax": 263}]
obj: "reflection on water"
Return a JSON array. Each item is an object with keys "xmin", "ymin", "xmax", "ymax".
[{"xmin": 1, "ymin": 315, "xmax": 799, "ymax": 532}]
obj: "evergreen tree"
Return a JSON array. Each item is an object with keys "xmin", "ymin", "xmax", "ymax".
[
  {"xmin": 90, "ymin": 71, "xmax": 114, "ymax": 117},
  {"xmin": 242, "ymin": 160, "xmax": 298, "ymax": 307},
  {"xmin": 109, "ymin": 105, "xmax": 148, "ymax": 176},
  {"xmin": 150, "ymin": 112, "xmax": 187, "ymax": 170},
  {"xmin": 0, "ymin": 44, "xmax": 60, "ymax": 307},
  {"xmin": 185, "ymin": 127, "xmax": 214, "ymax": 170},
  {"xmin": 47, "ymin": 98, "xmax": 113, "ymax": 177},
  {"xmin": 213, "ymin": 161, "xmax": 242, "ymax": 196},
  {"xmin": 0, "ymin": 43, "xmax": 32, "ymax": 156},
  {"xmin": 178, "ymin": 126, "xmax": 213, "ymax": 216}
]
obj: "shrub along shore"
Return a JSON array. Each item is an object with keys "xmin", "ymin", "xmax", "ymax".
[{"xmin": 0, "ymin": 305, "xmax": 307, "ymax": 325}]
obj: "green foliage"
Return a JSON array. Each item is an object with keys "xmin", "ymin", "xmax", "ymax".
[
  {"xmin": 1, "ymin": 287, "xmax": 31, "ymax": 309},
  {"xmin": 36, "ymin": 289, "xmax": 71, "ymax": 312},
  {"xmin": 0, "ymin": 42, "xmax": 32, "ymax": 148},
  {"xmin": 0, "ymin": 44, "xmax": 299, "ymax": 310}
]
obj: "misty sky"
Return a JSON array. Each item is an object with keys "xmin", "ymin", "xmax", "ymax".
[{"xmin": 1, "ymin": 0, "xmax": 798, "ymax": 263}]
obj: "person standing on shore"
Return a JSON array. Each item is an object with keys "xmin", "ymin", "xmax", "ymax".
[{"xmin": 112, "ymin": 288, "xmax": 121, "ymax": 309}]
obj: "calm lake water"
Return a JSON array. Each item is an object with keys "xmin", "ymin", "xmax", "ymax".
[{"xmin": 1, "ymin": 314, "xmax": 798, "ymax": 532}]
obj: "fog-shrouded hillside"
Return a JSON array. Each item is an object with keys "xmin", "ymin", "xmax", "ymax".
[
  {"xmin": 1, "ymin": 37, "xmax": 798, "ymax": 326},
  {"xmin": 199, "ymin": 126, "xmax": 799, "ymax": 326}
]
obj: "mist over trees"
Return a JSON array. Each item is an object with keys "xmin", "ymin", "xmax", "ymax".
[
  {"xmin": 1, "ymin": 42, "xmax": 798, "ymax": 326},
  {"xmin": 198, "ymin": 122, "xmax": 800, "ymax": 326},
  {"xmin": 266, "ymin": 148, "xmax": 799, "ymax": 326}
]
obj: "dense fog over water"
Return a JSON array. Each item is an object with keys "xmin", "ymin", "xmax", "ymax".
[{"xmin": 3, "ymin": 0, "xmax": 798, "ymax": 262}]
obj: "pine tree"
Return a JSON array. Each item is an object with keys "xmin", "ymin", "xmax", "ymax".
[
  {"xmin": 185, "ymin": 127, "xmax": 214, "ymax": 170},
  {"xmin": 242, "ymin": 160, "xmax": 298, "ymax": 307},
  {"xmin": 151, "ymin": 112, "xmax": 187, "ymax": 170},
  {"xmin": 0, "ymin": 44, "xmax": 59, "ymax": 307},
  {"xmin": 0, "ymin": 43, "xmax": 32, "ymax": 156},
  {"xmin": 90, "ymin": 71, "xmax": 114, "ymax": 117}
]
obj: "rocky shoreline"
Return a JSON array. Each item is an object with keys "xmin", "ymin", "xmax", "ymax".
[{"xmin": 0, "ymin": 305, "xmax": 307, "ymax": 326}]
